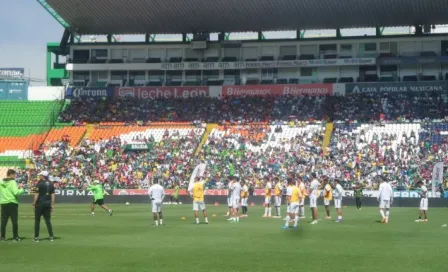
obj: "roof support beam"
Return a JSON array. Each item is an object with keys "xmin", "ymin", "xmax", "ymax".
[
  {"xmin": 258, "ymin": 32, "xmax": 265, "ymax": 40},
  {"xmin": 37, "ymin": 0, "xmax": 70, "ymax": 29},
  {"xmin": 297, "ymin": 30, "xmax": 306, "ymax": 39},
  {"xmin": 336, "ymin": 28, "xmax": 342, "ymax": 39},
  {"xmin": 375, "ymin": 26, "xmax": 385, "ymax": 37},
  {"xmin": 225, "ymin": 33, "xmax": 231, "ymax": 41}
]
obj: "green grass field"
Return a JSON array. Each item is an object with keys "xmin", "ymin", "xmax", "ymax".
[{"xmin": 0, "ymin": 204, "xmax": 447, "ymax": 272}]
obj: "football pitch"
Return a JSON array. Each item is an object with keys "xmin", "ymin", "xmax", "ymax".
[{"xmin": 0, "ymin": 204, "xmax": 447, "ymax": 272}]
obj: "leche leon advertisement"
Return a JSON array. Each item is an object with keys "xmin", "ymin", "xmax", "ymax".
[
  {"xmin": 115, "ymin": 86, "xmax": 210, "ymax": 99},
  {"xmin": 222, "ymin": 84, "xmax": 333, "ymax": 97}
]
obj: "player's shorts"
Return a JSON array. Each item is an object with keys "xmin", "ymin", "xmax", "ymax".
[
  {"xmin": 274, "ymin": 196, "xmax": 282, "ymax": 206},
  {"xmin": 324, "ymin": 199, "xmax": 331, "ymax": 206},
  {"xmin": 309, "ymin": 196, "xmax": 317, "ymax": 208},
  {"xmin": 227, "ymin": 197, "xmax": 232, "ymax": 207},
  {"xmin": 379, "ymin": 199, "xmax": 390, "ymax": 209},
  {"xmin": 193, "ymin": 201, "xmax": 206, "ymax": 211},
  {"xmin": 241, "ymin": 197, "xmax": 248, "ymax": 207},
  {"xmin": 230, "ymin": 197, "xmax": 240, "ymax": 209},
  {"xmin": 151, "ymin": 200, "xmax": 162, "ymax": 213},
  {"xmin": 334, "ymin": 198, "xmax": 342, "ymax": 209},
  {"xmin": 264, "ymin": 197, "xmax": 271, "ymax": 205},
  {"xmin": 419, "ymin": 198, "xmax": 428, "ymax": 211},
  {"xmin": 299, "ymin": 198, "xmax": 305, "ymax": 206},
  {"xmin": 92, "ymin": 199, "xmax": 104, "ymax": 206},
  {"xmin": 287, "ymin": 202, "xmax": 300, "ymax": 214}
]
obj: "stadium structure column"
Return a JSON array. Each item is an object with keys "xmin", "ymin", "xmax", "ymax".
[
  {"xmin": 296, "ymin": 30, "xmax": 306, "ymax": 40},
  {"xmin": 258, "ymin": 32, "xmax": 265, "ymax": 40},
  {"xmin": 336, "ymin": 28, "xmax": 342, "ymax": 39},
  {"xmin": 375, "ymin": 26, "xmax": 385, "ymax": 37}
]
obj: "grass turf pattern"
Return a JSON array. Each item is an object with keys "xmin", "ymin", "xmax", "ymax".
[{"xmin": 0, "ymin": 205, "xmax": 447, "ymax": 272}]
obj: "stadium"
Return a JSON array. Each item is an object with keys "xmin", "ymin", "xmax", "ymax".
[{"xmin": 1, "ymin": 0, "xmax": 448, "ymax": 271}]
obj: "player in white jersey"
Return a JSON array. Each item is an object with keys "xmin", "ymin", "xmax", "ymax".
[
  {"xmin": 148, "ymin": 179, "xmax": 165, "ymax": 226},
  {"xmin": 415, "ymin": 181, "xmax": 428, "ymax": 222},
  {"xmin": 309, "ymin": 173, "xmax": 320, "ymax": 224},
  {"xmin": 225, "ymin": 179, "xmax": 233, "ymax": 217},
  {"xmin": 333, "ymin": 179, "xmax": 344, "ymax": 223},
  {"xmin": 228, "ymin": 176, "xmax": 242, "ymax": 222},
  {"xmin": 263, "ymin": 177, "xmax": 273, "ymax": 218},
  {"xmin": 377, "ymin": 177, "xmax": 393, "ymax": 224}
]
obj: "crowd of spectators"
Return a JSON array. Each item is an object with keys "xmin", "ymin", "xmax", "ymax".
[{"xmin": 15, "ymin": 91, "xmax": 448, "ymax": 191}]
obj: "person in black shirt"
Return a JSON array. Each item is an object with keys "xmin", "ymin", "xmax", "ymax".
[{"xmin": 33, "ymin": 171, "xmax": 55, "ymax": 242}]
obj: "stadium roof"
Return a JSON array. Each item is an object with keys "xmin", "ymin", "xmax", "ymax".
[{"xmin": 45, "ymin": 0, "xmax": 448, "ymax": 35}]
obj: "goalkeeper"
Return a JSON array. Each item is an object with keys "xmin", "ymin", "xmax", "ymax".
[{"xmin": 87, "ymin": 180, "xmax": 113, "ymax": 216}]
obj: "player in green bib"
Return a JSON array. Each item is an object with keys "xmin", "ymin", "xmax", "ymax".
[
  {"xmin": 87, "ymin": 180, "xmax": 113, "ymax": 216},
  {"xmin": 353, "ymin": 183, "xmax": 363, "ymax": 210},
  {"xmin": 171, "ymin": 183, "xmax": 180, "ymax": 204}
]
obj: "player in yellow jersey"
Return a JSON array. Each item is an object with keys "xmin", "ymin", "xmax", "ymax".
[
  {"xmin": 263, "ymin": 177, "xmax": 272, "ymax": 218},
  {"xmin": 273, "ymin": 177, "xmax": 283, "ymax": 218},
  {"xmin": 297, "ymin": 176, "xmax": 307, "ymax": 219},
  {"xmin": 283, "ymin": 178, "xmax": 302, "ymax": 229},
  {"xmin": 240, "ymin": 181, "xmax": 249, "ymax": 218},
  {"xmin": 323, "ymin": 177, "xmax": 333, "ymax": 219},
  {"xmin": 188, "ymin": 177, "xmax": 209, "ymax": 225}
]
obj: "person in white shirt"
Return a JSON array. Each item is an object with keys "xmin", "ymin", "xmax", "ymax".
[
  {"xmin": 309, "ymin": 173, "xmax": 321, "ymax": 224},
  {"xmin": 333, "ymin": 179, "xmax": 344, "ymax": 223},
  {"xmin": 263, "ymin": 177, "xmax": 273, "ymax": 218},
  {"xmin": 228, "ymin": 176, "xmax": 242, "ymax": 222},
  {"xmin": 377, "ymin": 177, "xmax": 393, "ymax": 224},
  {"xmin": 297, "ymin": 176, "xmax": 307, "ymax": 219},
  {"xmin": 225, "ymin": 179, "xmax": 234, "ymax": 217},
  {"xmin": 415, "ymin": 181, "xmax": 428, "ymax": 222},
  {"xmin": 148, "ymin": 179, "xmax": 165, "ymax": 226}
]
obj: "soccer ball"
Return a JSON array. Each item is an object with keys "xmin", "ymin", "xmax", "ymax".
[{"xmin": 125, "ymin": 202, "xmax": 130, "ymax": 205}]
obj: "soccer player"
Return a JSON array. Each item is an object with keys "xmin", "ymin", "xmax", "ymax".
[
  {"xmin": 148, "ymin": 179, "xmax": 165, "ymax": 226},
  {"xmin": 309, "ymin": 173, "xmax": 320, "ymax": 224},
  {"xmin": 323, "ymin": 177, "xmax": 332, "ymax": 219},
  {"xmin": 229, "ymin": 176, "xmax": 242, "ymax": 223},
  {"xmin": 87, "ymin": 180, "xmax": 113, "ymax": 216},
  {"xmin": 0, "ymin": 169, "xmax": 24, "ymax": 242},
  {"xmin": 273, "ymin": 177, "xmax": 283, "ymax": 218},
  {"xmin": 263, "ymin": 177, "xmax": 272, "ymax": 218},
  {"xmin": 225, "ymin": 178, "xmax": 233, "ymax": 217},
  {"xmin": 283, "ymin": 178, "xmax": 302, "ymax": 229},
  {"xmin": 377, "ymin": 177, "xmax": 393, "ymax": 223},
  {"xmin": 415, "ymin": 181, "xmax": 428, "ymax": 222},
  {"xmin": 189, "ymin": 177, "xmax": 209, "ymax": 224},
  {"xmin": 333, "ymin": 179, "xmax": 344, "ymax": 223},
  {"xmin": 240, "ymin": 181, "xmax": 249, "ymax": 217},
  {"xmin": 354, "ymin": 183, "xmax": 363, "ymax": 210},
  {"xmin": 33, "ymin": 171, "xmax": 55, "ymax": 242},
  {"xmin": 170, "ymin": 183, "xmax": 179, "ymax": 205},
  {"xmin": 298, "ymin": 176, "xmax": 307, "ymax": 219}
]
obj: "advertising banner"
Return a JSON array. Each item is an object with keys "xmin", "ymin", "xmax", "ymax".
[
  {"xmin": 222, "ymin": 84, "xmax": 333, "ymax": 97},
  {"xmin": 124, "ymin": 143, "xmax": 153, "ymax": 151},
  {"xmin": 432, "ymin": 162, "xmax": 444, "ymax": 194},
  {"xmin": 159, "ymin": 58, "xmax": 376, "ymax": 70},
  {"xmin": 115, "ymin": 86, "xmax": 210, "ymax": 99},
  {"xmin": 54, "ymin": 189, "xmax": 112, "ymax": 196},
  {"xmin": 378, "ymin": 56, "xmax": 448, "ymax": 65},
  {"xmin": 66, "ymin": 87, "xmax": 114, "ymax": 98},
  {"xmin": 345, "ymin": 81, "xmax": 448, "ymax": 94},
  {"xmin": 0, "ymin": 68, "xmax": 25, "ymax": 78},
  {"xmin": 0, "ymin": 81, "xmax": 28, "ymax": 100},
  {"xmin": 113, "ymin": 189, "xmax": 440, "ymax": 198}
]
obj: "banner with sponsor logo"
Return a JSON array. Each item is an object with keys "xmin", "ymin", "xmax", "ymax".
[
  {"xmin": 115, "ymin": 86, "xmax": 210, "ymax": 99},
  {"xmin": 222, "ymin": 84, "xmax": 333, "ymax": 97},
  {"xmin": 66, "ymin": 87, "xmax": 114, "ymax": 98},
  {"xmin": 54, "ymin": 189, "xmax": 112, "ymax": 196},
  {"xmin": 342, "ymin": 190, "xmax": 441, "ymax": 198},
  {"xmin": 345, "ymin": 81, "xmax": 448, "ymax": 94},
  {"xmin": 432, "ymin": 162, "xmax": 444, "ymax": 194},
  {"xmin": 158, "ymin": 58, "xmax": 376, "ymax": 70},
  {"xmin": 124, "ymin": 143, "xmax": 153, "ymax": 151},
  {"xmin": 0, "ymin": 81, "xmax": 28, "ymax": 100},
  {"xmin": 378, "ymin": 56, "xmax": 448, "ymax": 65},
  {"xmin": 0, "ymin": 68, "xmax": 25, "ymax": 78}
]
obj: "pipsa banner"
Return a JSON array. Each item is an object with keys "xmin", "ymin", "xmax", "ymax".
[
  {"xmin": 222, "ymin": 84, "xmax": 333, "ymax": 97},
  {"xmin": 115, "ymin": 86, "xmax": 210, "ymax": 99},
  {"xmin": 54, "ymin": 189, "xmax": 112, "ymax": 196}
]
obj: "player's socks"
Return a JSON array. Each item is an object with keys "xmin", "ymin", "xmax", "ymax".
[
  {"xmin": 155, "ymin": 221, "xmax": 159, "ymax": 226},
  {"xmin": 385, "ymin": 210, "xmax": 390, "ymax": 219},
  {"xmin": 205, "ymin": 217, "xmax": 209, "ymax": 224},
  {"xmin": 380, "ymin": 210, "xmax": 385, "ymax": 219},
  {"xmin": 284, "ymin": 216, "xmax": 290, "ymax": 227},
  {"xmin": 300, "ymin": 207, "xmax": 305, "ymax": 218},
  {"xmin": 91, "ymin": 212, "xmax": 95, "ymax": 216},
  {"xmin": 277, "ymin": 207, "xmax": 281, "ymax": 217},
  {"xmin": 196, "ymin": 218, "xmax": 200, "ymax": 224},
  {"xmin": 160, "ymin": 219, "xmax": 163, "ymax": 225},
  {"xmin": 236, "ymin": 217, "xmax": 239, "ymax": 222},
  {"xmin": 268, "ymin": 208, "xmax": 272, "ymax": 217}
]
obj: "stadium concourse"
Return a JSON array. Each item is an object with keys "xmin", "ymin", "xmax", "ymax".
[{"xmin": 0, "ymin": 92, "xmax": 446, "ymax": 194}]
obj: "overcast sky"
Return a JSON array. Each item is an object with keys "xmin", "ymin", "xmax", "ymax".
[{"xmin": 1, "ymin": 0, "xmax": 444, "ymax": 86}]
